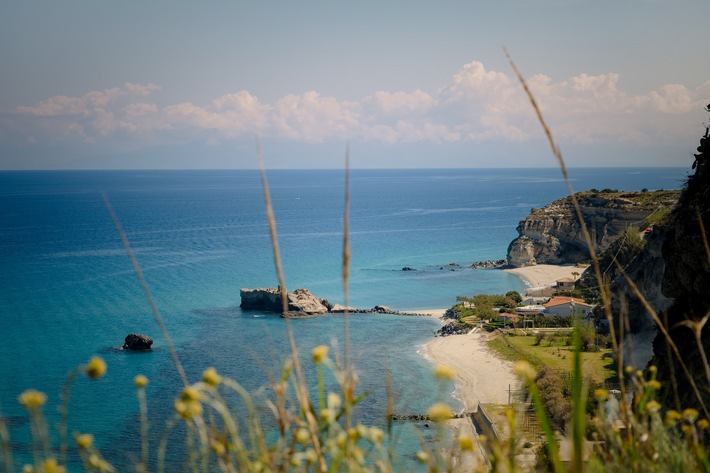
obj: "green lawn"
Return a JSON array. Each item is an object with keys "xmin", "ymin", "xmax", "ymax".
[{"xmin": 488, "ymin": 331, "xmax": 617, "ymax": 384}]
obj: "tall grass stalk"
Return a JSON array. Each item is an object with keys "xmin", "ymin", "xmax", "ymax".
[
  {"xmin": 257, "ymin": 137, "xmax": 327, "ymax": 472},
  {"xmin": 0, "ymin": 410, "xmax": 12, "ymax": 473},
  {"xmin": 102, "ymin": 192, "xmax": 188, "ymax": 388}
]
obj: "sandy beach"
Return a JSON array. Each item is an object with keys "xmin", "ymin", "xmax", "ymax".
[
  {"xmin": 414, "ymin": 264, "xmax": 577, "ymax": 468},
  {"xmin": 424, "ymin": 329, "xmax": 517, "ymax": 411},
  {"xmin": 505, "ymin": 264, "xmax": 585, "ymax": 291},
  {"xmin": 419, "ymin": 264, "xmax": 580, "ymax": 410},
  {"xmin": 422, "ymin": 322, "xmax": 518, "ymax": 469}
]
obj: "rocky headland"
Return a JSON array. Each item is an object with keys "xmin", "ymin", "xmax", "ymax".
[{"xmin": 506, "ymin": 189, "xmax": 679, "ymax": 268}]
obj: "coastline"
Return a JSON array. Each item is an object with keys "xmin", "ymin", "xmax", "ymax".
[
  {"xmin": 416, "ymin": 264, "xmax": 582, "ymax": 411},
  {"xmin": 410, "ymin": 263, "xmax": 581, "ymax": 466},
  {"xmin": 504, "ymin": 264, "xmax": 584, "ymax": 290}
]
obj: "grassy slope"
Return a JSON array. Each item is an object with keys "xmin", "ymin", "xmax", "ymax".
[{"xmin": 488, "ymin": 331, "xmax": 617, "ymax": 384}]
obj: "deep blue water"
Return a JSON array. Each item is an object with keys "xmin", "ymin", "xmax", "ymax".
[{"xmin": 0, "ymin": 167, "xmax": 689, "ymax": 470}]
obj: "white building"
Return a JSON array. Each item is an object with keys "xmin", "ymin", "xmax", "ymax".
[{"xmin": 543, "ymin": 296, "xmax": 594, "ymax": 317}]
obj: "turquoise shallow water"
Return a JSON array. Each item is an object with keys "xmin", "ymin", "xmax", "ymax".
[{"xmin": 0, "ymin": 167, "xmax": 689, "ymax": 470}]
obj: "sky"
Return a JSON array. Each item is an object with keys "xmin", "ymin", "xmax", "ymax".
[{"xmin": 1, "ymin": 1, "xmax": 709, "ymax": 170}]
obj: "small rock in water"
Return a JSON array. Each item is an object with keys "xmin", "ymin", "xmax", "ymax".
[{"xmin": 123, "ymin": 334, "xmax": 153, "ymax": 351}]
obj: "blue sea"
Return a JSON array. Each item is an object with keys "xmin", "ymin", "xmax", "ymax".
[{"xmin": 0, "ymin": 167, "xmax": 689, "ymax": 471}]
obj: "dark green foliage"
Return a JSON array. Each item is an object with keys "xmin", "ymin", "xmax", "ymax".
[
  {"xmin": 579, "ymin": 320, "xmax": 599, "ymax": 352},
  {"xmin": 506, "ymin": 290, "xmax": 523, "ymax": 304},
  {"xmin": 453, "ymin": 293, "xmax": 520, "ymax": 319},
  {"xmin": 595, "ymin": 225, "xmax": 646, "ymax": 284},
  {"xmin": 535, "ymin": 367, "xmax": 571, "ymax": 431}
]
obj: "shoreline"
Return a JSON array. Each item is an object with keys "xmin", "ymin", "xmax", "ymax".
[
  {"xmin": 409, "ymin": 264, "xmax": 584, "ymax": 410},
  {"xmin": 504, "ymin": 264, "xmax": 585, "ymax": 291},
  {"xmin": 406, "ymin": 263, "xmax": 581, "ymax": 465}
]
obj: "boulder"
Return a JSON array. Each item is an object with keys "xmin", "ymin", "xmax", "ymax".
[
  {"xmin": 371, "ymin": 305, "xmax": 392, "ymax": 313},
  {"xmin": 287, "ymin": 288, "xmax": 329, "ymax": 315},
  {"xmin": 123, "ymin": 334, "xmax": 153, "ymax": 351},
  {"xmin": 240, "ymin": 288, "xmax": 328, "ymax": 316}
]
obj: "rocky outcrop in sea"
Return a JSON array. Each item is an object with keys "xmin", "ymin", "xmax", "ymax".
[
  {"xmin": 240, "ymin": 287, "xmax": 330, "ymax": 317},
  {"xmin": 240, "ymin": 288, "xmax": 421, "ymax": 317},
  {"xmin": 122, "ymin": 333, "xmax": 153, "ymax": 350}
]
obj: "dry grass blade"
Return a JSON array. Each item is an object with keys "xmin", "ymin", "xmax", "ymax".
[
  {"xmin": 256, "ymin": 137, "xmax": 327, "ymax": 473},
  {"xmin": 342, "ymin": 144, "xmax": 351, "ymax": 366},
  {"xmin": 620, "ymin": 268, "xmax": 710, "ymax": 419},
  {"xmin": 102, "ymin": 192, "xmax": 189, "ymax": 387},
  {"xmin": 505, "ymin": 46, "xmax": 630, "ymax": 429}
]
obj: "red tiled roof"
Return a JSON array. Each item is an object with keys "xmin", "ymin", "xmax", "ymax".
[{"xmin": 543, "ymin": 296, "xmax": 593, "ymax": 308}]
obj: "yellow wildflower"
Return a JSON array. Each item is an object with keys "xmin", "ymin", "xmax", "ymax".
[
  {"xmin": 427, "ymin": 402, "xmax": 453, "ymax": 422},
  {"xmin": 202, "ymin": 367, "xmax": 221, "ymax": 386},
  {"xmin": 39, "ymin": 458, "xmax": 65, "ymax": 473},
  {"xmin": 311, "ymin": 345, "xmax": 329, "ymax": 364},
  {"xmin": 683, "ymin": 408, "xmax": 699, "ymax": 423},
  {"xmin": 86, "ymin": 357, "xmax": 107, "ymax": 380},
  {"xmin": 415, "ymin": 451, "xmax": 430, "ymax": 463},
  {"xmin": 212, "ymin": 440, "xmax": 226, "ymax": 456},
  {"xmin": 665, "ymin": 409, "xmax": 682, "ymax": 426},
  {"xmin": 594, "ymin": 389, "xmax": 609, "ymax": 402},
  {"xmin": 327, "ymin": 392, "xmax": 341, "ymax": 409},
  {"xmin": 645, "ymin": 401, "xmax": 661, "ymax": 413},
  {"xmin": 513, "ymin": 361, "xmax": 536, "ymax": 381},
  {"xmin": 18, "ymin": 389, "xmax": 47, "ymax": 410},
  {"xmin": 459, "ymin": 435, "xmax": 474, "ymax": 451},
  {"xmin": 303, "ymin": 449, "xmax": 318, "ymax": 464},
  {"xmin": 647, "ymin": 379, "xmax": 661, "ymax": 390},
  {"xmin": 433, "ymin": 364, "xmax": 456, "ymax": 381},
  {"xmin": 697, "ymin": 419, "xmax": 710, "ymax": 430},
  {"xmin": 174, "ymin": 399, "xmax": 202, "ymax": 419},
  {"xmin": 75, "ymin": 433, "xmax": 94, "ymax": 449},
  {"xmin": 180, "ymin": 386, "xmax": 201, "ymax": 401},
  {"xmin": 368, "ymin": 427, "xmax": 384, "ymax": 444},
  {"xmin": 295, "ymin": 428, "xmax": 310, "ymax": 444},
  {"xmin": 134, "ymin": 375, "xmax": 148, "ymax": 388}
]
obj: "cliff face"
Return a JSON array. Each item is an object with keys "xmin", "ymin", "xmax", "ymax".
[
  {"xmin": 651, "ymin": 155, "xmax": 710, "ymax": 409},
  {"xmin": 507, "ymin": 191, "xmax": 679, "ymax": 268},
  {"xmin": 604, "ymin": 224, "xmax": 673, "ymax": 367}
]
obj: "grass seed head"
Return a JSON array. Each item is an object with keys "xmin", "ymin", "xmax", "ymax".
[
  {"xmin": 75, "ymin": 433, "xmax": 94, "ymax": 449},
  {"xmin": 312, "ymin": 345, "xmax": 329, "ymax": 364},
  {"xmin": 18, "ymin": 389, "xmax": 47, "ymax": 410},
  {"xmin": 202, "ymin": 367, "xmax": 221, "ymax": 386},
  {"xmin": 134, "ymin": 375, "xmax": 148, "ymax": 388},
  {"xmin": 427, "ymin": 402, "xmax": 453, "ymax": 422},
  {"xmin": 86, "ymin": 357, "xmax": 107, "ymax": 380}
]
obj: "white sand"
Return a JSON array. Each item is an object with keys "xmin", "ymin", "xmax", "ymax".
[
  {"xmin": 424, "ymin": 330, "xmax": 517, "ymax": 411},
  {"xmin": 407, "ymin": 264, "xmax": 580, "ymax": 469},
  {"xmin": 423, "ymin": 329, "xmax": 518, "ymax": 470},
  {"xmin": 417, "ymin": 263, "xmax": 582, "ymax": 408},
  {"xmin": 504, "ymin": 264, "xmax": 585, "ymax": 290}
]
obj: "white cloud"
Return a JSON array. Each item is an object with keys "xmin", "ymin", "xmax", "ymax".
[{"xmin": 5, "ymin": 64, "xmax": 708, "ymax": 153}]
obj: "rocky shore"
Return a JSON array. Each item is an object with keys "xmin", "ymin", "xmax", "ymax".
[{"xmin": 240, "ymin": 287, "xmax": 436, "ymax": 317}]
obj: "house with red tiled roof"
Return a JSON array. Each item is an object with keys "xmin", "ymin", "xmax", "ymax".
[{"xmin": 543, "ymin": 296, "xmax": 594, "ymax": 317}]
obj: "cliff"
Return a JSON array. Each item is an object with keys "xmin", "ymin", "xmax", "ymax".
[
  {"xmin": 506, "ymin": 190, "xmax": 679, "ymax": 268},
  {"xmin": 649, "ymin": 124, "xmax": 710, "ymax": 409}
]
